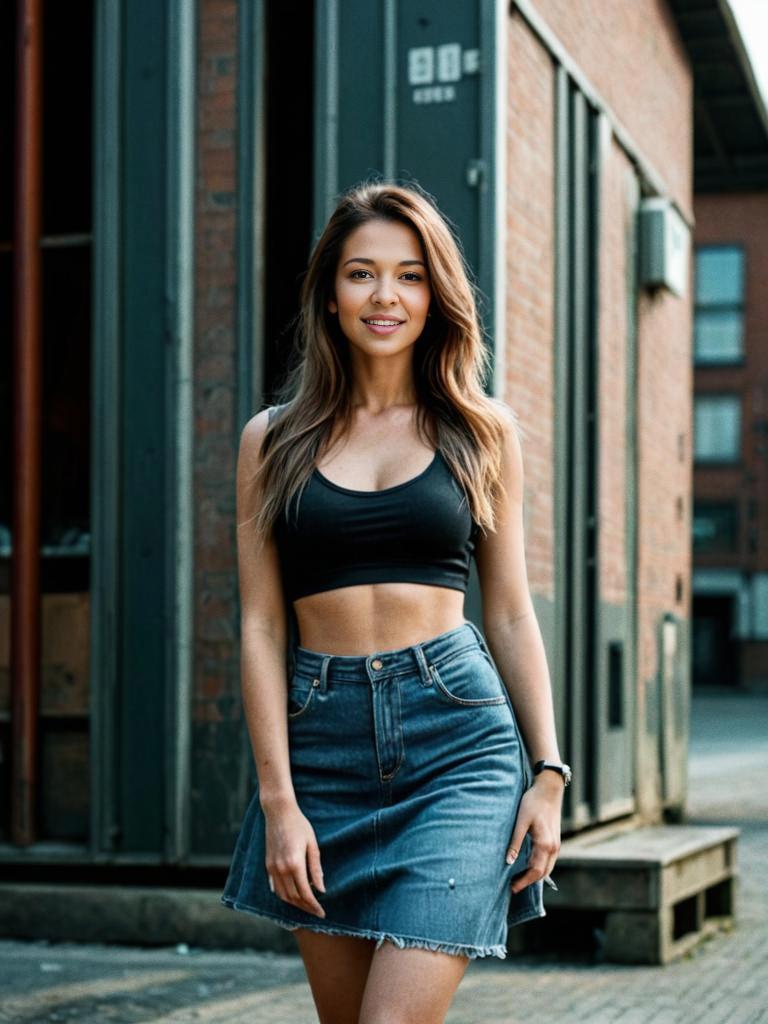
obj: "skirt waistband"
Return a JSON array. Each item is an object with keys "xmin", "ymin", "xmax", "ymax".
[{"xmin": 291, "ymin": 620, "xmax": 489, "ymax": 684}]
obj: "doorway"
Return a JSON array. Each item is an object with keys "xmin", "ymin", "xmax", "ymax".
[
  {"xmin": 692, "ymin": 594, "xmax": 740, "ymax": 687},
  {"xmin": 0, "ymin": 1, "xmax": 93, "ymax": 846},
  {"xmin": 262, "ymin": 0, "xmax": 316, "ymax": 401}
]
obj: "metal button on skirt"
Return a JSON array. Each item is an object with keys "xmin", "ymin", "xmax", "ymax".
[{"xmin": 220, "ymin": 620, "xmax": 546, "ymax": 959}]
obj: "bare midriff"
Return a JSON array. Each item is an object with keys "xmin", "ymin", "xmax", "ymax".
[{"xmin": 293, "ymin": 582, "xmax": 467, "ymax": 656}]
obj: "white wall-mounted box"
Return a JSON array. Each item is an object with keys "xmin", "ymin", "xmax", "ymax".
[{"xmin": 639, "ymin": 198, "xmax": 690, "ymax": 298}]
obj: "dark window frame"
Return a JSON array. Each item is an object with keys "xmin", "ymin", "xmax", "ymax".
[
  {"xmin": 693, "ymin": 243, "xmax": 746, "ymax": 367},
  {"xmin": 692, "ymin": 500, "xmax": 739, "ymax": 554},
  {"xmin": 693, "ymin": 391, "xmax": 742, "ymax": 464}
]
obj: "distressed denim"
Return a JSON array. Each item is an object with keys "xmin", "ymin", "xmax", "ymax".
[{"xmin": 220, "ymin": 619, "xmax": 546, "ymax": 959}]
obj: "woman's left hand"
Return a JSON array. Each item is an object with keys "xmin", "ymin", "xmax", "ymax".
[{"xmin": 506, "ymin": 773, "xmax": 564, "ymax": 893}]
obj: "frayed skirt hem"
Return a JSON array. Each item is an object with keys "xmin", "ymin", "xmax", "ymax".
[{"xmin": 220, "ymin": 896, "xmax": 510, "ymax": 960}]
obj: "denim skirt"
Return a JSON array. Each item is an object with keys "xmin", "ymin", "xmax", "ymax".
[{"xmin": 220, "ymin": 619, "xmax": 546, "ymax": 959}]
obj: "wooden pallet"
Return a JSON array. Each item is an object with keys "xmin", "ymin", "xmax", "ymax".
[{"xmin": 540, "ymin": 824, "xmax": 739, "ymax": 963}]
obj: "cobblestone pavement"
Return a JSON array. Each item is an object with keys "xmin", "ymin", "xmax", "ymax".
[{"xmin": 2, "ymin": 689, "xmax": 766, "ymax": 1024}]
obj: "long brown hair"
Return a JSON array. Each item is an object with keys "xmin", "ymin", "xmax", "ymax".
[{"xmin": 247, "ymin": 178, "xmax": 523, "ymax": 545}]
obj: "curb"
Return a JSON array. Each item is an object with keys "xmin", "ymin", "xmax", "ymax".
[{"xmin": 0, "ymin": 883, "xmax": 297, "ymax": 953}]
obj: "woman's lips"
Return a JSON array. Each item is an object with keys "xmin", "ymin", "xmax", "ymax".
[{"xmin": 361, "ymin": 318, "xmax": 404, "ymax": 336}]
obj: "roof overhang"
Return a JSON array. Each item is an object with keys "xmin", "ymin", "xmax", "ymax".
[{"xmin": 668, "ymin": 0, "xmax": 768, "ymax": 191}]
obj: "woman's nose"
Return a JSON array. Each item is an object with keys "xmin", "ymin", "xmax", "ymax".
[{"xmin": 372, "ymin": 279, "xmax": 397, "ymax": 303}]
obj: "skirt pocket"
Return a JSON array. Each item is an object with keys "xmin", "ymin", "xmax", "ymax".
[
  {"xmin": 427, "ymin": 647, "xmax": 508, "ymax": 707},
  {"xmin": 287, "ymin": 671, "xmax": 320, "ymax": 719}
]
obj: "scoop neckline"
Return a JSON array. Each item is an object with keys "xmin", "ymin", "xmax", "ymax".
[{"xmin": 313, "ymin": 449, "xmax": 440, "ymax": 496}]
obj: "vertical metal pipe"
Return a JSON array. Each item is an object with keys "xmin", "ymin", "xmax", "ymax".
[{"xmin": 11, "ymin": 0, "xmax": 43, "ymax": 844}]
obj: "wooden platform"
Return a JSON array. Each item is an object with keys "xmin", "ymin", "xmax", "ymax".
[{"xmin": 542, "ymin": 824, "xmax": 739, "ymax": 963}]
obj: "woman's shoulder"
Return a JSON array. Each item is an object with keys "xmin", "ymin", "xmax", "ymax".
[{"xmin": 238, "ymin": 402, "xmax": 293, "ymax": 464}]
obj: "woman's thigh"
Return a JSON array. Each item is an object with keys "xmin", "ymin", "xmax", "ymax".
[
  {"xmin": 294, "ymin": 927, "xmax": 376, "ymax": 1024},
  {"xmin": 359, "ymin": 940, "xmax": 471, "ymax": 1024}
]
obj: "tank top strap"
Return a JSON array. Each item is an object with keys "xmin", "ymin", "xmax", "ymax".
[{"xmin": 267, "ymin": 403, "xmax": 290, "ymax": 427}]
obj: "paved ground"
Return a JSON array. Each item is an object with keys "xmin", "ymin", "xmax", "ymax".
[{"xmin": 2, "ymin": 688, "xmax": 766, "ymax": 1023}]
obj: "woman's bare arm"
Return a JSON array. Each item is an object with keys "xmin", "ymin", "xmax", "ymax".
[
  {"xmin": 236, "ymin": 410, "xmax": 327, "ymax": 917},
  {"xmin": 236, "ymin": 409, "xmax": 295, "ymax": 809},
  {"xmin": 474, "ymin": 404, "xmax": 563, "ymax": 888}
]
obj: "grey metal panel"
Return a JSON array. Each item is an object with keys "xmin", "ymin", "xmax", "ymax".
[
  {"xmin": 479, "ymin": 0, "xmax": 501, "ymax": 368},
  {"xmin": 92, "ymin": 0, "xmax": 202, "ymax": 865},
  {"xmin": 315, "ymin": 0, "xmax": 495, "ymax": 342},
  {"xmin": 120, "ymin": 0, "xmax": 169, "ymax": 853},
  {"xmin": 658, "ymin": 611, "xmax": 690, "ymax": 813},
  {"xmin": 553, "ymin": 65, "xmax": 572, "ymax": 825},
  {"xmin": 569, "ymin": 85, "xmax": 594, "ymax": 827},
  {"xmin": 91, "ymin": 0, "xmax": 122, "ymax": 861},
  {"xmin": 556, "ymin": 70, "xmax": 635, "ymax": 828},
  {"xmin": 395, "ymin": 4, "xmax": 485, "ymax": 314},
  {"xmin": 591, "ymin": 164, "xmax": 642, "ymax": 821},
  {"xmin": 164, "ymin": 0, "xmax": 197, "ymax": 864},
  {"xmin": 592, "ymin": 147, "xmax": 639, "ymax": 822},
  {"xmin": 336, "ymin": 2, "xmax": 385, "ymax": 189},
  {"xmin": 238, "ymin": 0, "xmax": 267, "ymax": 425},
  {"xmin": 625, "ymin": 168, "xmax": 640, "ymax": 817},
  {"xmin": 313, "ymin": 0, "xmax": 339, "ymax": 235}
]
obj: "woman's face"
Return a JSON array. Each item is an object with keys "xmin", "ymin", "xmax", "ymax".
[{"xmin": 328, "ymin": 218, "xmax": 432, "ymax": 357}]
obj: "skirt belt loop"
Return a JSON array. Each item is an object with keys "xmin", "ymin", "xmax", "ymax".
[
  {"xmin": 319, "ymin": 654, "xmax": 332, "ymax": 692},
  {"xmin": 411, "ymin": 642, "xmax": 433, "ymax": 687}
]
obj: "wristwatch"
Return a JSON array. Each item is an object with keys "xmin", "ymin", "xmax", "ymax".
[{"xmin": 533, "ymin": 760, "xmax": 572, "ymax": 787}]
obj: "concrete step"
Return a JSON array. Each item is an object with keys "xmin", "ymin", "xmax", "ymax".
[
  {"xmin": 542, "ymin": 824, "xmax": 739, "ymax": 963},
  {"xmin": 0, "ymin": 883, "xmax": 296, "ymax": 953}
]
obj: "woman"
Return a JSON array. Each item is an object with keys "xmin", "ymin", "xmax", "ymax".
[{"xmin": 221, "ymin": 180, "xmax": 568, "ymax": 1023}]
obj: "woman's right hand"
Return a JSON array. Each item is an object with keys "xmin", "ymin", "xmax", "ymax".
[{"xmin": 263, "ymin": 799, "xmax": 327, "ymax": 918}]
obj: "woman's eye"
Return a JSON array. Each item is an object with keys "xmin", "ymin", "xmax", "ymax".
[{"xmin": 348, "ymin": 270, "xmax": 423, "ymax": 281}]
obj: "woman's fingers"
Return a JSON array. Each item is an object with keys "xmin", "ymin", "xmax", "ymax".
[
  {"xmin": 510, "ymin": 844, "xmax": 547, "ymax": 893},
  {"xmin": 510, "ymin": 866, "xmax": 538, "ymax": 894},
  {"xmin": 271, "ymin": 861, "xmax": 326, "ymax": 916},
  {"xmin": 507, "ymin": 813, "xmax": 560, "ymax": 894},
  {"xmin": 306, "ymin": 838, "xmax": 326, "ymax": 894},
  {"xmin": 505, "ymin": 817, "xmax": 530, "ymax": 865},
  {"xmin": 265, "ymin": 807, "xmax": 327, "ymax": 918}
]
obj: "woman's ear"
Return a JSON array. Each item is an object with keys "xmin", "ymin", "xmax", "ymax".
[{"xmin": 328, "ymin": 296, "xmax": 338, "ymax": 315}]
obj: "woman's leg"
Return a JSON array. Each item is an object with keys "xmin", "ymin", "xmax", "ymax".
[
  {"xmin": 293, "ymin": 927, "xmax": 376, "ymax": 1024},
  {"xmin": 358, "ymin": 941, "xmax": 471, "ymax": 1024}
]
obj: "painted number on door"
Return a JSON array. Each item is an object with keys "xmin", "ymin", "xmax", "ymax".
[{"xmin": 407, "ymin": 44, "xmax": 480, "ymax": 104}]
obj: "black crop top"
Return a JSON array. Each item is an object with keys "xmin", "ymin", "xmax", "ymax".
[{"xmin": 268, "ymin": 407, "xmax": 480, "ymax": 602}]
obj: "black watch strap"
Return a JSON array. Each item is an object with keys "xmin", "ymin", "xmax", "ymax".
[{"xmin": 533, "ymin": 759, "xmax": 572, "ymax": 786}]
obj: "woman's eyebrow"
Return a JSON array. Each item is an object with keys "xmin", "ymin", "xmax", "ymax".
[{"xmin": 343, "ymin": 257, "xmax": 426, "ymax": 267}]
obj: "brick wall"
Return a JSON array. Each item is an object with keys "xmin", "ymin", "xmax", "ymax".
[
  {"xmin": 192, "ymin": 0, "xmax": 242, "ymax": 850},
  {"xmin": 505, "ymin": 1, "xmax": 693, "ymax": 821},
  {"xmin": 693, "ymin": 192, "xmax": 768, "ymax": 574},
  {"xmin": 505, "ymin": 12, "xmax": 556, "ymax": 602},
  {"xmin": 534, "ymin": 0, "xmax": 693, "ymax": 216}
]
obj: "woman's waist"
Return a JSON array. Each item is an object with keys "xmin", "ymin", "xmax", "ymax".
[
  {"xmin": 290, "ymin": 615, "xmax": 485, "ymax": 683},
  {"xmin": 292, "ymin": 581, "xmax": 466, "ymax": 658}
]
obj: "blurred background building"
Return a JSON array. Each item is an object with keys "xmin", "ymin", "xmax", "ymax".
[
  {"xmin": 692, "ymin": 195, "xmax": 768, "ymax": 688},
  {"xmin": 1, "ymin": 0, "xmax": 766, "ymax": 908}
]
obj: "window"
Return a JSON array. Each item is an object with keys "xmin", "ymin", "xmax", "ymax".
[
  {"xmin": 694, "ymin": 245, "xmax": 745, "ymax": 365},
  {"xmin": 694, "ymin": 395, "xmax": 741, "ymax": 462},
  {"xmin": 693, "ymin": 502, "xmax": 738, "ymax": 553}
]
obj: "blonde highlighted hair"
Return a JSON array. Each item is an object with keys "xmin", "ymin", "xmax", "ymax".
[{"xmin": 247, "ymin": 178, "xmax": 523, "ymax": 545}]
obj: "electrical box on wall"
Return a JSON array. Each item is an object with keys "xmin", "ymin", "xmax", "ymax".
[{"xmin": 639, "ymin": 197, "xmax": 690, "ymax": 298}]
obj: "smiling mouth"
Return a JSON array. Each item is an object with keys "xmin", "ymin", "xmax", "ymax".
[{"xmin": 362, "ymin": 318, "xmax": 405, "ymax": 326}]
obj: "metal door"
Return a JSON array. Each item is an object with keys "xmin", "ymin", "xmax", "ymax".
[
  {"xmin": 314, "ymin": 0, "xmax": 500, "ymax": 627},
  {"xmin": 554, "ymin": 68, "xmax": 635, "ymax": 827}
]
